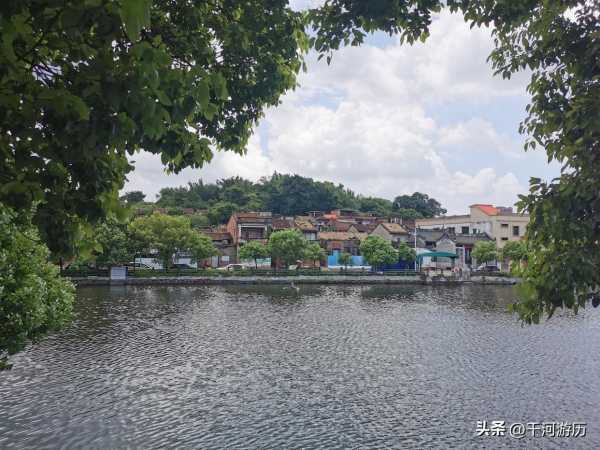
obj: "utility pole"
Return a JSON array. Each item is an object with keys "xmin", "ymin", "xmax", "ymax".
[{"xmin": 414, "ymin": 227, "xmax": 417, "ymax": 271}]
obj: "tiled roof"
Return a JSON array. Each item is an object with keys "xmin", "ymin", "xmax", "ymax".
[
  {"xmin": 416, "ymin": 229, "xmax": 492, "ymax": 244},
  {"xmin": 349, "ymin": 223, "xmax": 375, "ymax": 233},
  {"xmin": 294, "ymin": 218, "xmax": 317, "ymax": 231},
  {"xmin": 453, "ymin": 234, "xmax": 493, "ymax": 244},
  {"xmin": 471, "ymin": 204, "xmax": 498, "ymax": 215},
  {"xmin": 205, "ymin": 231, "xmax": 233, "ymax": 241},
  {"xmin": 272, "ymin": 217, "xmax": 295, "ymax": 229},
  {"xmin": 318, "ymin": 231, "xmax": 368, "ymax": 241},
  {"xmin": 234, "ymin": 212, "xmax": 273, "ymax": 223},
  {"xmin": 380, "ymin": 222, "xmax": 409, "ymax": 234},
  {"xmin": 326, "ymin": 221, "xmax": 353, "ymax": 231}
]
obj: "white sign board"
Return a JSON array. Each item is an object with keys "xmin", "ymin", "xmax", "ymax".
[{"xmin": 110, "ymin": 266, "xmax": 127, "ymax": 281}]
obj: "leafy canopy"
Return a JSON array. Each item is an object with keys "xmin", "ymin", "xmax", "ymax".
[
  {"xmin": 0, "ymin": 0, "xmax": 307, "ymax": 256},
  {"xmin": 120, "ymin": 191, "xmax": 146, "ymax": 204},
  {"xmin": 238, "ymin": 241, "xmax": 269, "ymax": 268},
  {"xmin": 129, "ymin": 213, "xmax": 215, "ymax": 268},
  {"xmin": 472, "ymin": 241, "xmax": 498, "ymax": 265},
  {"xmin": 397, "ymin": 241, "xmax": 417, "ymax": 262},
  {"xmin": 393, "ymin": 193, "xmax": 446, "ymax": 218},
  {"xmin": 360, "ymin": 235, "xmax": 398, "ymax": 268},
  {"xmin": 0, "ymin": 203, "xmax": 74, "ymax": 365},
  {"xmin": 268, "ymin": 229, "xmax": 308, "ymax": 267},
  {"xmin": 149, "ymin": 173, "xmax": 435, "ymax": 222},
  {"xmin": 304, "ymin": 242, "xmax": 326, "ymax": 265},
  {"xmin": 501, "ymin": 241, "xmax": 527, "ymax": 263}
]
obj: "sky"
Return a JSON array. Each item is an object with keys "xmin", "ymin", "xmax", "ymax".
[{"xmin": 124, "ymin": 3, "xmax": 560, "ymax": 215}]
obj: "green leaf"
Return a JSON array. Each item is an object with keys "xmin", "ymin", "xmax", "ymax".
[
  {"xmin": 120, "ymin": 0, "xmax": 152, "ymax": 41},
  {"xmin": 211, "ymin": 73, "xmax": 228, "ymax": 100},
  {"xmin": 156, "ymin": 90, "xmax": 171, "ymax": 106},
  {"xmin": 1, "ymin": 21, "xmax": 17, "ymax": 62},
  {"xmin": 197, "ymin": 80, "xmax": 210, "ymax": 108},
  {"xmin": 69, "ymin": 95, "xmax": 90, "ymax": 120},
  {"xmin": 202, "ymin": 103, "xmax": 218, "ymax": 120}
]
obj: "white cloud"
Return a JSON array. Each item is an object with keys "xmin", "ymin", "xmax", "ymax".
[
  {"xmin": 124, "ymin": 10, "xmax": 550, "ymax": 213},
  {"xmin": 437, "ymin": 118, "xmax": 523, "ymax": 158}
]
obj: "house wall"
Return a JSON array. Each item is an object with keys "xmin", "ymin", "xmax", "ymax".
[
  {"xmin": 371, "ymin": 224, "xmax": 409, "ymax": 243},
  {"xmin": 226, "ymin": 216, "xmax": 238, "ymax": 243},
  {"xmin": 435, "ymin": 237, "xmax": 456, "ymax": 268},
  {"xmin": 370, "ymin": 225, "xmax": 392, "ymax": 241},
  {"xmin": 489, "ymin": 215, "xmax": 529, "ymax": 248}
]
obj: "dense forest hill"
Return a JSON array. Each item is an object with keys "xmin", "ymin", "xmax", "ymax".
[{"xmin": 121, "ymin": 173, "xmax": 446, "ymax": 225}]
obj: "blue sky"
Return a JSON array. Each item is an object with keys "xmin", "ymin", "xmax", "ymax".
[{"xmin": 126, "ymin": 6, "xmax": 560, "ymax": 214}]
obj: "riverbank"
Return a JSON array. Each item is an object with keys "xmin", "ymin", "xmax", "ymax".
[{"xmin": 69, "ymin": 275, "xmax": 520, "ymax": 286}]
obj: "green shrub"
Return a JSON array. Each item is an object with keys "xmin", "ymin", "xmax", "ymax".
[{"xmin": 1, "ymin": 204, "xmax": 75, "ymax": 368}]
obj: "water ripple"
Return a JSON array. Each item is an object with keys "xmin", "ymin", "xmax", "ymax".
[{"xmin": 1, "ymin": 285, "xmax": 599, "ymax": 449}]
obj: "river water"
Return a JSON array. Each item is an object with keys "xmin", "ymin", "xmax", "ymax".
[{"xmin": 1, "ymin": 285, "xmax": 599, "ymax": 449}]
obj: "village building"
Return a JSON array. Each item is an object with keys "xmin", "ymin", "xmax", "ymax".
[
  {"xmin": 202, "ymin": 231, "xmax": 236, "ymax": 267},
  {"xmin": 226, "ymin": 212, "xmax": 273, "ymax": 253},
  {"xmin": 317, "ymin": 231, "xmax": 367, "ymax": 256},
  {"xmin": 294, "ymin": 216, "xmax": 318, "ymax": 240},
  {"xmin": 370, "ymin": 222, "xmax": 410, "ymax": 246},
  {"xmin": 415, "ymin": 204, "xmax": 529, "ymax": 248},
  {"xmin": 416, "ymin": 229, "xmax": 494, "ymax": 268}
]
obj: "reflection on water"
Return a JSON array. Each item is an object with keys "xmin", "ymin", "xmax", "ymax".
[{"xmin": 1, "ymin": 285, "xmax": 599, "ymax": 449}]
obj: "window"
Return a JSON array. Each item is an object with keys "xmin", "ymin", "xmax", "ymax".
[
  {"xmin": 447, "ymin": 227, "xmax": 455, "ymax": 233},
  {"xmin": 461, "ymin": 226, "xmax": 469, "ymax": 234},
  {"xmin": 501, "ymin": 237, "xmax": 508, "ymax": 241},
  {"xmin": 501, "ymin": 223, "xmax": 508, "ymax": 228},
  {"xmin": 513, "ymin": 226, "xmax": 520, "ymax": 236},
  {"xmin": 472, "ymin": 228, "xmax": 478, "ymax": 234}
]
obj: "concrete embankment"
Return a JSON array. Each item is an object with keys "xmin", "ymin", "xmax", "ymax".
[{"xmin": 69, "ymin": 275, "xmax": 520, "ymax": 287}]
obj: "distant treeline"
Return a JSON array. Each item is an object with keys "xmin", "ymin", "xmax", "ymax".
[{"xmin": 121, "ymin": 173, "xmax": 447, "ymax": 225}]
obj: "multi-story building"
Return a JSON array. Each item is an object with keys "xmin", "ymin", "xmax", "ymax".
[
  {"xmin": 415, "ymin": 204, "xmax": 529, "ymax": 248},
  {"xmin": 226, "ymin": 212, "xmax": 273, "ymax": 248}
]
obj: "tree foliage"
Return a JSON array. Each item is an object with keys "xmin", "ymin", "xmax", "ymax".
[
  {"xmin": 238, "ymin": 241, "xmax": 269, "ymax": 268},
  {"xmin": 472, "ymin": 241, "xmax": 498, "ymax": 266},
  {"xmin": 141, "ymin": 173, "xmax": 433, "ymax": 222},
  {"xmin": 397, "ymin": 241, "xmax": 417, "ymax": 262},
  {"xmin": 501, "ymin": 241, "xmax": 527, "ymax": 263},
  {"xmin": 393, "ymin": 192, "xmax": 446, "ymax": 218},
  {"xmin": 90, "ymin": 218, "xmax": 132, "ymax": 267},
  {"xmin": 304, "ymin": 242, "xmax": 326, "ymax": 267},
  {"xmin": 0, "ymin": 0, "xmax": 307, "ymax": 256},
  {"xmin": 207, "ymin": 201, "xmax": 238, "ymax": 226},
  {"xmin": 120, "ymin": 191, "xmax": 146, "ymax": 204},
  {"xmin": 268, "ymin": 229, "xmax": 307, "ymax": 267},
  {"xmin": 129, "ymin": 213, "xmax": 215, "ymax": 268},
  {"xmin": 0, "ymin": 203, "xmax": 74, "ymax": 367},
  {"xmin": 360, "ymin": 235, "xmax": 398, "ymax": 268},
  {"xmin": 187, "ymin": 232, "xmax": 218, "ymax": 264}
]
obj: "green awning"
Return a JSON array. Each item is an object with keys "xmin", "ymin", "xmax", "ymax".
[{"xmin": 417, "ymin": 252, "xmax": 458, "ymax": 260}]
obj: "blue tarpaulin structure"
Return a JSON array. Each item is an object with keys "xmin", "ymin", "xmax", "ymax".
[{"xmin": 327, "ymin": 251, "xmax": 366, "ymax": 267}]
